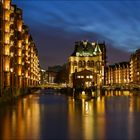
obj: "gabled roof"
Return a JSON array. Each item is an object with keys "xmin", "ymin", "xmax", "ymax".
[{"xmin": 71, "ymin": 40, "xmax": 104, "ymax": 57}]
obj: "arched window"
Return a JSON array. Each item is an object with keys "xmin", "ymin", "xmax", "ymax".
[
  {"xmin": 73, "ymin": 61, "xmax": 77, "ymax": 66},
  {"xmin": 87, "ymin": 61, "xmax": 90, "ymax": 67},
  {"xmin": 78, "ymin": 60, "xmax": 82, "ymax": 67},
  {"xmin": 91, "ymin": 60, "xmax": 94, "ymax": 67},
  {"xmin": 83, "ymin": 61, "xmax": 86, "ymax": 67}
]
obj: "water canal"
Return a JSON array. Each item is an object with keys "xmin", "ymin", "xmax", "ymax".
[{"xmin": 0, "ymin": 89, "xmax": 140, "ymax": 140}]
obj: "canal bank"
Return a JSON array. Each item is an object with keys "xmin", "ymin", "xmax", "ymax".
[{"xmin": 0, "ymin": 87, "xmax": 40, "ymax": 105}]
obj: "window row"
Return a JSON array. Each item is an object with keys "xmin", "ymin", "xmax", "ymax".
[
  {"xmin": 72, "ymin": 60, "xmax": 101, "ymax": 67},
  {"xmin": 77, "ymin": 75, "xmax": 93, "ymax": 79}
]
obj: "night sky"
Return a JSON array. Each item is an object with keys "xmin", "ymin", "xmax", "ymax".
[{"xmin": 13, "ymin": 0, "xmax": 140, "ymax": 69}]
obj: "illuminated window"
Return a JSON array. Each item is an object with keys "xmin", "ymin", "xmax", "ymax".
[
  {"xmin": 90, "ymin": 75, "xmax": 93, "ymax": 79},
  {"xmin": 4, "ymin": 45, "xmax": 9, "ymax": 55},
  {"xmin": 4, "ymin": 59, "xmax": 9, "ymax": 72},
  {"xmin": 86, "ymin": 76, "xmax": 89, "ymax": 78},
  {"xmin": 5, "ymin": 22, "xmax": 10, "ymax": 32},
  {"xmin": 10, "ymin": 68, "xmax": 13, "ymax": 72},
  {"xmin": 5, "ymin": 33, "xmax": 9, "ymax": 44},
  {"xmin": 18, "ymin": 58, "xmax": 22, "ymax": 64},
  {"xmin": 18, "ymin": 41, "xmax": 22, "ymax": 48},
  {"xmin": 4, "ymin": 11, "xmax": 10, "ymax": 20},
  {"xmin": 4, "ymin": 1, "xmax": 10, "ymax": 9},
  {"xmin": 10, "ymin": 52, "xmax": 14, "ymax": 57},
  {"xmin": 17, "ymin": 20, "xmax": 22, "ymax": 32}
]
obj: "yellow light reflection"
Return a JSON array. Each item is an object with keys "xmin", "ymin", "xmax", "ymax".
[
  {"xmin": 68, "ymin": 95, "xmax": 106, "ymax": 140},
  {"xmin": 1, "ymin": 95, "xmax": 41, "ymax": 139}
]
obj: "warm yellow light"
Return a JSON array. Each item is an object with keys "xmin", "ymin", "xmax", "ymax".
[
  {"xmin": 10, "ymin": 52, "xmax": 14, "ymax": 57},
  {"xmin": 25, "ymin": 45, "xmax": 28, "ymax": 50},
  {"xmin": 17, "ymin": 20, "xmax": 22, "ymax": 32},
  {"xmin": 25, "ymin": 73, "xmax": 28, "ymax": 78},
  {"xmin": 82, "ymin": 91, "xmax": 85, "ymax": 95},
  {"xmin": 10, "ymin": 40, "xmax": 14, "ymax": 46},
  {"xmin": 18, "ymin": 41, "xmax": 22, "ymax": 48},
  {"xmin": 4, "ymin": 60, "xmax": 9, "ymax": 72},
  {"xmin": 5, "ymin": 22, "xmax": 10, "ymax": 32},
  {"xmin": 4, "ymin": 47, "xmax": 9, "ymax": 55},
  {"xmin": 18, "ymin": 69, "xmax": 22, "ymax": 76},
  {"xmin": 10, "ymin": 68, "xmax": 13, "ymax": 72},
  {"xmin": 4, "ymin": 0, "xmax": 10, "ymax": 9},
  {"xmin": 18, "ymin": 50, "xmax": 22, "ymax": 56},
  {"xmin": 4, "ymin": 11, "xmax": 10, "ymax": 20},
  {"xmin": 90, "ymin": 75, "xmax": 93, "ymax": 79},
  {"xmin": 5, "ymin": 33, "xmax": 9, "ymax": 44},
  {"xmin": 18, "ymin": 58, "xmax": 22, "ymax": 64}
]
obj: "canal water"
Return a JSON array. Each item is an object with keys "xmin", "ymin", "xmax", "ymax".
[{"xmin": 0, "ymin": 90, "xmax": 140, "ymax": 140}]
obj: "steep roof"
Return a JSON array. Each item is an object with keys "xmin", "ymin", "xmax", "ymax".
[
  {"xmin": 94, "ymin": 42, "xmax": 101, "ymax": 54},
  {"xmin": 71, "ymin": 40, "xmax": 103, "ymax": 57}
]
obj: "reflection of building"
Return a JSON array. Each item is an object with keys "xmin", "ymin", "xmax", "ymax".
[
  {"xmin": 0, "ymin": 0, "xmax": 40, "ymax": 96},
  {"xmin": 68, "ymin": 97, "xmax": 106, "ymax": 140},
  {"xmin": 68, "ymin": 40, "xmax": 106, "ymax": 88},
  {"xmin": 130, "ymin": 49, "xmax": 140, "ymax": 85},
  {"xmin": 105, "ymin": 62, "xmax": 130, "ymax": 86}
]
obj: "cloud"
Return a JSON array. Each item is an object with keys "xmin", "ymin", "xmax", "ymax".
[
  {"xmin": 13, "ymin": 0, "xmax": 140, "ymax": 68},
  {"xmin": 29, "ymin": 22, "xmax": 131, "ymax": 68}
]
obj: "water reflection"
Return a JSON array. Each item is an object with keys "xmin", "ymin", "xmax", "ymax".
[
  {"xmin": 104, "ymin": 90, "xmax": 132, "ymax": 96},
  {"xmin": 0, "ymin": 94, "xmax": 41, "ymax": 140},
  {"xmin": 68, "ymin": 90, "xmax": 140, "ymax": 140},
  {"xmin": 68, "ymin": 96, "xmax": 106, "ymax": 140},
  {"xmin": 0, "ymin": 90, "xmax": 140, "ymax": 139}
]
